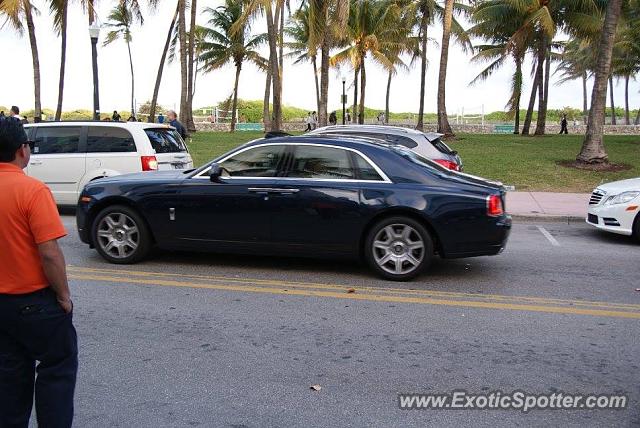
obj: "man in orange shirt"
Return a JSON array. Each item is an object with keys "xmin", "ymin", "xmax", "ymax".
[{"xmin": 0, "ymin": 118, "xmax": 77, "ymax": 428}]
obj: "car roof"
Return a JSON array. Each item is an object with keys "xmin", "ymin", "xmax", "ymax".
[
  {"xmin": 312, "ymin": 125, "xmax": 444, "ymax": 141},
  {"xmin": 245, "ymin": 134, "xmax": 400, "ymax": 153},
  {"xmin": 23, "ymin": 121, "xmax": 176, "ymax": 131}
]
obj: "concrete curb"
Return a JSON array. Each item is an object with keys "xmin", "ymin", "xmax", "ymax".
[{"xmin": 511, "ymin": 214, "xmax": 585, "ymax": 223}]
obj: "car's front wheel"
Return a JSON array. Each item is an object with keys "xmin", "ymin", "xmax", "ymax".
[
  {"xmin": 364, "ymin": 216, "xmax": 434, "ymax": 281},
  {"xmin": 92, "ymin": 205, "xmax": 152, "ymax": 264},
  {"xmin": 633, "ymin": 213, "xmax": 640, "ymax": 243}
]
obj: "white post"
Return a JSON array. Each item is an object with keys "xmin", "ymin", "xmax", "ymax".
[{"xmin": 481, "ymin": 104, "xmax": 485, "ymax": 127}]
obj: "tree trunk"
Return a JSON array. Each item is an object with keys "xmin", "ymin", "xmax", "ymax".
[
  {"xmin": 230, "ymin": 63, "xmax": 241, "ymax": 132},
  {"xmin": 577, "ymin": 0, "xmax": 623, "ymax": 164},
  {"xmin": 318, "ymin": 41, "xmax": 330, "ymax": 127},
  {"xmin": 513, "ymin": 55, "xmax": 522, "ymax": 134},
  {"xmin": 312, "ymin": 56, "xmax": 320, "ymax": 114},
  {"xmin": 635, "ymin": 107, "xmax": 640, "ymax": 125},
  {"xmin": 265, "ymin": 2, "xmax": 282, "ymax": 131},
  {"xmin": 24, "ymin": 0, "xmax": 41, "ymax": 122},
  {"xmin": 522, "ymin": 59, "xmax": 542, "ymax": 136},
  {"xmin": 436, "ymin": 0, "xmax": 454, "ymax": 136},
  {"xmin": 358, "ymin": 58, "xmax": 366, "ymax": 124},
  {"xmin": 185, "ymin": 0, "xmax": 197, "ymax": 132},
  {"xmin": 385, "ymin": 70, "xmax": 392, "ymax": 125},
  {"xmin": 178, "ymin": 0, "xmax": 189, "ymax": 128},
  {"xmin": 278, "ymin": 6, "xmax": 284, "ymax": 120},
  {"xmin": 352, "ymin": 66, "xmax": 359, "ymax": 122},
  {"xmin": 608, "ymin": 75, "xmax": 616, "ymax": 125},
  {"xmin": 534, "ymin": 39, "xmax": 549, "ymax": 135},
  {"xmin": 624, "ymin": 75, "xmax": 630, "ymax": 125},
  {"xmin": 263, "ymin": 67, "xmax": 271, "ymax": 129},
  {"xmin": 416, "ymin": 14, "xmax": 428, "ymax": 131},
  {"xmin": 149, "ymin": 6, "xmax": 178, "ymax": 122},
  {"xmin": 582, "ymin": 72, "xmax": 588, "ymax": 125},
  {"xmin": 127, "ymin": 40, "xmax": 135, "ymax": 116},
  {"xmin": 54, "ymin": 1, "xmax": 68, "ymax": 121}
]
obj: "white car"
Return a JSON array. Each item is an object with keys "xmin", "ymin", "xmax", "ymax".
[
  {"xmin": 586, "ymin": 178, "xmax": 640, "ymax": 241},
  {"xmin": 24, "ymin": 121, "xmax": 194, "ymax": 205}
]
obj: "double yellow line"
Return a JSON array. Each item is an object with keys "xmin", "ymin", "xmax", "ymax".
[{"xmin": 67, "ymin": 265, "xmax": 640, "ymax": 320}]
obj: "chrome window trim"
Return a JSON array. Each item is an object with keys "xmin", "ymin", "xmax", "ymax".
[{"xmin": 192, "ymin": 142, "xmax": 392, "ymax": 183}]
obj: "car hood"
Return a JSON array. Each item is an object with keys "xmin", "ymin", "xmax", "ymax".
[{"xmin": 596, "ymin": 177, "xmax": 640, "ymax": 194}]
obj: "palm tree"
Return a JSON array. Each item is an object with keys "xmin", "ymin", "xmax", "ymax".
[
  {"xmin": 285, "ymin": 5, "xmax": 320, "ymax": 113},
  {"xmin": 149, "ymin": 3, "xmax": 178, "ymax": 122},
  {"xmin": 104, "ymin": 1, "xmax": 142, "ymax": 117},
  {"xmin": 436, "ymin": 0, "xmax": 454, "ymax": 136},
  {"xmin": 331, "ymin": 0, "xmax": 399, "ymax": 124},
  {"xmin": 577, "ymin": 0, "xmax": 625, "ymax": 164},
  {"xmin": 199, "ymin": 1, "xmax": 267, "ymax": 131},
  {"xmin": 612, "ymin": 3, "xmax": 640, "ymax": 125},
  {"xmin": 186, "ymin": 0, "xmax": 197, "ymax": 132},
  {"xmin": 469, "ymin": 0, "xmax": 532, "ymax": 134},
  {"xmin": 556, "ymin": 37, "xmax": 597, "ymax": 124},
  {"xmin": 1, "ymin": 0, "xmax": 42, "ymax": 122},
  {"xmin": 52, "ymin": 0, "xmax": 67, "ymax": 121}
]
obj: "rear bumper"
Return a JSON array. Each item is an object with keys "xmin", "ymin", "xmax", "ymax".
[{"xmin": 443, "ymin": 215, "xmax": 512, "ymax": 258}]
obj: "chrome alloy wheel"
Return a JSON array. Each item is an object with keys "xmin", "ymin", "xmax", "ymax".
[
  {"xmin": 372, "ymin": 224, "xmax": 425, "ymax": 275},
  {"xmin": 96, "ymin": 213, "xmax": 140, "ymax": 259}
]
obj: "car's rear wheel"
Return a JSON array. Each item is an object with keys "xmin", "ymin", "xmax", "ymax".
[
  {"xmin": 364, "ymin": 216, "xmax": 434, "ymax": 281},
  {"xmin": 92, "ymin": 205, "xmax": 152, "ymax": 264}
]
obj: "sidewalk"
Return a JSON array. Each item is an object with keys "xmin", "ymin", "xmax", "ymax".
[{"xmin": 506, "ymin": 192, "xmax": 589, "ymax": 221}]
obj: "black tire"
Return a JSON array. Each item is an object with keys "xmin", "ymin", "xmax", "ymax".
[
  {"xmin": 633, "ymin": 213, "xmax": 640, "ymax": 243},
  {"xmin": 364, "ymin": 216, "xmax": 434, "ymax": 281},
  {"xmin": 92, "ymin": 204, "xmax": 152, "ymax": 264}
]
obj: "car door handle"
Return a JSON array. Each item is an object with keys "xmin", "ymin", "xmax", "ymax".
[{"xmin": 30, "ymin": 160, "xmax": 43, "ymax": 166}]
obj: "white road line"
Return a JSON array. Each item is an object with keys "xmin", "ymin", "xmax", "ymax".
[{"xmin": 537, "ymin": 226, "xmax": 560, "ymax": 247}]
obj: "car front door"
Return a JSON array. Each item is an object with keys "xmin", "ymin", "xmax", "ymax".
[
  {"xmin": 170, "ymin": 144, "xmax": 288, "ymax": 250},
  {"xmin": 29, "ymin": 126, "xmax": 86, "ymax": 205},
  {"xmin": 269, "ymin": 144, "xmax": 387, "ymax": 255}
]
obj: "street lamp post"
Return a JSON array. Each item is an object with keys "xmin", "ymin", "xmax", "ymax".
[
  {"xmin": 89, "ymin": 24, "xmax": 101, "ymax": 121},
  {"xmin": 342, "ymin": 77, "xmax": 346, "ymax": 125}
]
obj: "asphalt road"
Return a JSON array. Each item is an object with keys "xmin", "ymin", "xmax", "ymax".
[{"xmin": 53, "ymin": 215, "xmax": 640, "ymax": 427}]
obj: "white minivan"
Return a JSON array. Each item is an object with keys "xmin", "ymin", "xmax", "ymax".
[{"xmin": 24, "ymin": 121, "xmax": 194, "ymax": 205}]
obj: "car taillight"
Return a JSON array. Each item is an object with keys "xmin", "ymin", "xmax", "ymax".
[
  {"xmin": 141, "ymin": 156, "xmax": 158, "ymax": 171},
  {"xmin": 434, "ymin": 159, "xmax": 460, "ymax": 171},
  {"xmin": 487, "ymin": 194, "xmax": 504, "ymax": 217}
]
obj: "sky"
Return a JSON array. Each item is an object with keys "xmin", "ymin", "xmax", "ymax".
[{"xmin": 1, "ymin": 0, "xmax": 638, "ymax": 118}]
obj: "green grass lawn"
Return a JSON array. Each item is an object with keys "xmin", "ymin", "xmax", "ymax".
[{"xmin": 186, "ymin": 131, "xmax": 640, "ymax": 193}]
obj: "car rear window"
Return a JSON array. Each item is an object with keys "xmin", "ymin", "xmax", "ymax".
[
  {"xmin": 392, "ymin": 146, "xmax": 451, "ymax": 175},
  {"xmin": 424, "ymin": 135, "xmax": 454, "ymax": 154},
  {"xmin": 145, "ymin": 128, "xmax": 187, "ymax": 153}
]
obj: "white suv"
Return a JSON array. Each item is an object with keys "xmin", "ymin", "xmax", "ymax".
[{"xmin": 24, "ymin": 121, "xmax": 194, "ymax": 205}]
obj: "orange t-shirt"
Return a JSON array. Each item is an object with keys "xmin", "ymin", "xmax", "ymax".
[{"xmin": 0, "ymin": 163, "xmax": 67, "ymax": 294}]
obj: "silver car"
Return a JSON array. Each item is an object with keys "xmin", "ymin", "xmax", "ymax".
[{"xmin": 309, "ymin": 125, "xmax": 463, "ymax": 171}]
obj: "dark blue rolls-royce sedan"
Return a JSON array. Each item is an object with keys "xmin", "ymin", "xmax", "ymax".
[{"xmin": 76, "ymin": 134, "xmax": 511, "ymax": 280}]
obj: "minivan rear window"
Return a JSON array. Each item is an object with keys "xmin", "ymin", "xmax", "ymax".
[{"xmin": 145, "ymin": 128, "xmax": 187, "ymax": 153}]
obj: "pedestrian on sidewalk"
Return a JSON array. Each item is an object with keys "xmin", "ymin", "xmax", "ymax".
[
  {"xmin": 0, "ymin": 117, "xmax": 77, "ymax": 428},
  {"xmin": 9, "ymin": 106, "xmax": 23, "ymax": 122},
  {"xmin": 329, "ymin": 111, "xmax": 337, "ymax": 125},
  {"xmin": 112, "ymin": 110, "xmax": 122, "ymax": 122},
  {"xmin": 559, "ymin": 114, "xmax": 569, "ymax": 135},
  {"xmin": 167, "ymin": 110, "xmax": 187, "ymax": 139},
  {"xmin": 305, "ymin": 112, "xmax": 312, "ymax": 132},
  {"xmin": 157, "ymin": 112, "xmax": 165, "ymax": 124},
  {"xmin": 311, "ymin": 112, "xmax": 318, "ymax": 130}
]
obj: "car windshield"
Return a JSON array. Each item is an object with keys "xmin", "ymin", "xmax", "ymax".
[
  {"xmin": 391, "ymin": 146, "xmax": 451, "ymax": 175},
  {"xmin": 423, "ymin": 134, "xmax": 455, "ymax": 154},
  {"xmin": 145, "ymin": 128, "xmax": 188, "ymax": 153}
]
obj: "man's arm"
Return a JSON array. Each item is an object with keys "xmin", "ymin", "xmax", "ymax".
[{"xmin": 38, "ymin": 239, "xmax": 73, "ymax": 313}]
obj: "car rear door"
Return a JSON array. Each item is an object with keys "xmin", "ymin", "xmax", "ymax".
[
  {"xmin": 268, "ymin": 144, "xmax": 374, "ymax": 255},
  {"xmin": 143, "ymin": 127, "xmax": 193, "ymax": 170},
  {"xmin": 169, "ymin": 144, "xmax": 287, "ymax": 249},
  {"xmin": 29, "ymin": 126, "xmax": 86, "ymax": 205},
  {"xmin": 85, "ymin": 126, "xmax": 140, "ymax": 181}
]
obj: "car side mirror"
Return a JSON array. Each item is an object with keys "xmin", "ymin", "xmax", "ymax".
[{"xmin": 209, "ymin": 163, "xmax": 223, "ymax": 182}]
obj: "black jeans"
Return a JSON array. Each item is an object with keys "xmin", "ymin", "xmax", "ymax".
[{"xmin": 0, "ymin": 288, "xmax": 77, "ymax": 428}]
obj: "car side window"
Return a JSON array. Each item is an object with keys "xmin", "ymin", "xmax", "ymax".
[
  {"xmin": 288, "ymin": 146, "xmax": 355, "ymax": 179},
  {"xmin": 353, "ymin": 153, "xmax": 384, "ymax": 181},
  {"xmin": 33, "ymin": 127, "xmax": 81, "ymax": 154},
  {"xmin": 87, "ymin": 127, "xmax": 136, "ymax": 153},
  {"xmin": 388, "ymin": 135, "xmax": 418, "ymax": 149},
  {"xmin": 220, "ymin": 145, "xmax": 285, "ymax": 177}
]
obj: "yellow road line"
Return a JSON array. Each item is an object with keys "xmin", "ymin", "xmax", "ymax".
[
  {"xmin": 67, "ymin": 265, "xmax": 640, "ymax": 311},
  {"xmin": 67, "ymin": 273, "xmax": 640, "ymax": 320}
]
